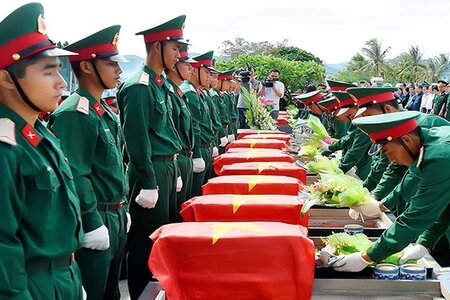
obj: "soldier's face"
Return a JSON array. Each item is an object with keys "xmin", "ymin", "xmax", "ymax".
[
  {"xmin": 200, "ymin": 67, "xmax": 211, "ymax": 87},
  {"xmin": 381, "ymin": 138, "xmax": 414, "ymax": 166},
  {"xmin": 163, "ymin": 41, "xmax": 181, "ymax": 69},
  {"xmin": 176, "ymin": 61, "xmax": 192, "ymax": 80},
  {"xmin": 438, "ymin": 83, "xmax": 446, "ymax": 93},
  {"xmin": 95, "ymin": 59, "xmax": 122, "ymax": 89},
  {"xmin": 19, "ymin": 57, "xmax": 66, "ymax": 113},
  {"xmin": 336, "ymin": 106, "xmax": 357, "ymax": 123}
]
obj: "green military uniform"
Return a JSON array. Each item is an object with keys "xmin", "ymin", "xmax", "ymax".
[
  {"xmin": 352, "ymin": 112, "xmax": 450, "ymax": 263},
  {"xmin": 0, "ymin": 3, "xmax": 83, "ymax": 299},
  {"xmin": 231, "ymin": 91, "xmax": 239, "ymax": 136},
  {"xmin": 318, "ymin": 95, "xmax": 349, "ymax": 140},
  {"xmin": 117, "ymin": 16, "xmax": 187, "ymax": 299},
  {"xmin": 202, "ymin": 88, "xmax": 225, "ymax": 148},
  {"xmin": 433, "ymin": 91, "xmax": 448, "ymax": 116},
  {"xmin": 372, "ymin": 113, "xmax": 450, "ymax": 202},
  {"xmin": 217, "ymin": 69, "xmax": 234, "ymax": 139},
  {"xmin": 222, "ymin": 91, "xmax": 235, "ymax": 135},
  {"xmin": 48, "ymin": 25, "xmax": 128, "ymax": 300}
]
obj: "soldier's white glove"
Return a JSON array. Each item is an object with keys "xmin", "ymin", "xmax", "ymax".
[
  {"xmin": 212, "ymin": 146, "xmax": 219, "ymax": 157},
  {"xmin": 400, "ymin": 244, "xmax": 429, "ymax": 264},
  {"xmin": 227, "ymin": 134, "xmax": 235, "ymax": 143},
  {"xmin": 176, "ymin": 176, "xmax": 183, "ymax": 192},
  {"xmin": 193, "ymin": 158, "xmax": 206, "ymax": 173},
  {"xmin": 319, "ymin": 140, "xmax": 330, "ymax": 151},
  {"xmin": 333, "ymin": 252, "xmax": 371, "ymax": 272},
  {"xmin": 83, "ymin": 225, "xmax": 110, "ymax": 250},
  {"xmin": 346, "ymin": 167, "xmax": 360, "ymax": 179},
  {"xmin": 351, "ymin": 197, "xmax": 381, "ymax": 218},
  {"xmin": 126, "ymin": 212, "xmax": 131, "ymax": 233},
  {"xmin": 135, "ymin": 189, "xmax": 158, "ymax": 209},
  {"xmin": 219, "ymin": 136, "xmax": 228, "ymax": 147},
  {"xmin": 348, "ymin": 208, "xmax": 360, "ymax": 220},
  {"xmin": 82, "ymin": 286, "xmax": 87, "ymax": 300}
]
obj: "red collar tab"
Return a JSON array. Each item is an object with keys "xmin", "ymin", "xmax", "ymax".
[
  {"xmin": 93, "ymin": 102, "xmax": 105, "ymax": 117},
  {"xmin": 21, "ymin": 123, "xmax": 41, "ymax": 147},
  {"xmin": 154, "ymin": 74, "xmax": 163, "ymax": 87},
  {"xmin": 369, "ymin": 119, "xmax": 418, "ymax": 144},
  {"xmin": 176, "ymin": 88, "xmax": 184, "ymax": 98},
  {"xmin": 143, "ymin": 29, "xmax": 183, "ymax": 43}
]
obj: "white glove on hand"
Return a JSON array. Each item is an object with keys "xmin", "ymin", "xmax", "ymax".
[
  {"xmin": 227, "ymin": 134, "xmax": 235, "ymax": 143},
  {"xmin": 83, "ymin": 225, "xmax": 110, "ymax": 250},
  {"xmin": 319, "ymin": 140, "xmax": 330, "ymax": 151},
  {"xmin": 212, "ymin": 146, "xmax": 219, "ymax": 157},
  {"xmin": 333, "ymin": 252, "xmax": 371, "ymax": 272},
  {"xmin": 348, "ymin": 208, "xmax": 360, "ymax": 220},
  {"xmin": 176, "ymin": 176, "xmax": 183, "ymax": 192},
  {"xmin": 135, "ymin": 189, "xmax": 158, "ymax": 209},
  {"xmin": 219, "ymin": 136, "xmax": 228, "ymax": 147},
  {"xmin": 82, "ymin": 286, "xmax": 87, "ymax": 300},
  {"xmin": 400, "ymin": 244, "xmax": 429, "ymax": 264},
  {"xmin": 126, "ymin": 212, "xmax": 131, "ymax": 233},
  {"xmin": 352, "ymin": 197, "xmax": 381, "ymax": 218},
  {"xmin": 193, "ymin": 158, "xmax": 206, "ymax": 173},
  {"xmin": 346, "ymin": 167, "xmax": 360, "ymax": 179}
]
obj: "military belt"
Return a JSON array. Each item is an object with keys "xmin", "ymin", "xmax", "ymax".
[
  {"xmin": 179, "ymin": 149, "xmax": 193, "ymax": 158},
  {"xmin": 152, "ymin": 153, "xmax": 179, "ymax": 161},
  {"xmin": 26, "ymin": 253, "xmax": 75, "ymax": 273},
  {"xmin": 97, "ymin": 201, "xmax": 125, "ymax": 211}
]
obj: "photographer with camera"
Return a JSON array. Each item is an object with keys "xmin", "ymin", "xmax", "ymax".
[
  {"xmin": 236, "ymin": 66, "xmax": 260, "ymax": 128},
  {"xmin": 258, "ymin": 69, "xmax": 285, "ymax": 120}
]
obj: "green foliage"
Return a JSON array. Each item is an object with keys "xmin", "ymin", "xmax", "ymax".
[
  {"xmin": 216, "ymin": 54, "xmax": 324, "ymax": 92},
  {"xmin": 270, "ymin": 46, "xmax": 323, "ymax": 64},
  {"xmin": 241, "ymin": 88, "xmax": 277, "ymax": 130}
]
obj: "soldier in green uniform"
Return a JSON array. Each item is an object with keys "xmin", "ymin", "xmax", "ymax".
[
  {"xmin": 294, "ymin": 90, "xmax": 329, "ymax": 127},
  {"xmin": 165, "ymin": 43, "xmax": 196, "ymax": 212},
  {"xmin": 432, "ymin": 80, "xmax": 448, "ymax": 117},
  {"xmin": 217, "ymin": 69, "xmax": 235, "ymax": 144},
  {"xmin": 210, "ymin": 71, "xmax": 230, "ymax": 154},
  {"xmin": 334, "ymin": 111, "xmax": 450, "ymax": 271},
  {"xmin": 189, "ymin": 51, "xmax": 219, "ymax": 181},
  {"xmin": 0, "ymin": 3, "xmax": 84, "ymax": 299},
  {"xmin": 117, "ymin": 16, "xmax": 186, "ymax": 299},
  {"xmin": 229, "ymin": 78, "xmax": 240, "ymax": 136},
  {"xmin": 48, "ymin": 25, "xmax": 128, "ymax": 300},
  {"xmin": 317, "ymin": 96, "xmax": 349, "ymax": 140}
]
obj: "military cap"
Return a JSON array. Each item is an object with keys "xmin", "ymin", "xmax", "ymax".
[
  {"xmin": 178, "ymin": 43, "xmax": 196, "ymax": 63},
  {"xmin": 331, "ymin": 91, "xmax": 358, "ymax": 116},
  {"xmin": 347, "ymin": 87, "xmax": 397, "ymax": 117},
  {"xmin": 217, "ymin": 69, "xmax": 235, "ymax": 81},
  {"xmin": 0, "ymin": 2, "xmax": 76, "ymax": 70},
  {"xmin": 136, "ymin": 15, "xmax": 188, "ymax": 44},
  {"xmin": 294, "ymin": 90, "xmax": 323, "ymax": 106},
  {"xmin": 326, "ymin": 79, "xmax": 357, "ymax": 92},
  {"xmin": 352, "ymin": 111, "xmax": 420, "ymax": 144},
  {"xmin": 191, "ymin": 51, "xmax": 215, "ymax": 71},
  {"xmin": 437, "ymin": 80, "xmax": 448, "ymax": 86},
  {"xmin": 318, "ymin": 96, "xmax": 339, "ymax": 112},
  {"xmin": 65, "ymin": 25, "xmax": 127, "ymax": 62}
]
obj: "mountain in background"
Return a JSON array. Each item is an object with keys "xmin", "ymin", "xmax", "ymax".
[{"xmin": 324, "ymin": 62, "xmax": 348, "ymax": 75}]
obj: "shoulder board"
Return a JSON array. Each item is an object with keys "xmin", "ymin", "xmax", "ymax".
[
  {"xmin": 202, "ymin": 90, "xmax": 208, "ymax": 96},
  {"xmin": 190, "ymin": 85, "xmax": 197, "ymax": 93},
  {"xmin": 211, "ymin": 90, "xmax": 218, "ymax": 97},
  {"xmin": 138, "ymin": 72, "xmax": 150, "ymax": 85},
  {"xmin": 0, "ymin": 118, "xmax": 17, "ymax": 146},
  {"xmin": 168, "ymin": 84, "xmax": 175, "ymax": 93},
  {"xmin": 76, "ymin": 97, "xmax": 90, "ymax": 115}
]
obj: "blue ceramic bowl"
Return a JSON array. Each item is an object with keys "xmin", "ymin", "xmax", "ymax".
[
  {"xmin": 400, "ymin": 264, "xmax": 426, "ymax": 280},
  {"xmin": 344, "ymin": 224, "xmax": 364, "ymax": 235},
  {"xmin": 373, "ymin": 263, "xmax": 399, "ymax": 280}
]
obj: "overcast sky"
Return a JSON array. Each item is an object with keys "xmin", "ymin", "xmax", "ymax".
[{"xmin": 2, "ymin": 0, "xmax": 449, "ymax": 64}]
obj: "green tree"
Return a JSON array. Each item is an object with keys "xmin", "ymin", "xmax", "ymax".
[
  {"xmin": 216, "ymin": 54, "xmax": 324, "ymax": 92},
  {"xmin": 395, "ymin": 46, "xmax": 426, "ymax": 82},
  {"xmin": 219, "ymin": 37, "xmax": 287, "ymax": 59},
  {"xmin": 270, "ymin": 46, "xmax": 323, "ymax": 64},
  {"xmin": 360, "ymin": 38, "xmax": 391, "ymax": 77},
  {"xmin": 425, "ymin": 53, "xmax": 450, "ymax": 82}
]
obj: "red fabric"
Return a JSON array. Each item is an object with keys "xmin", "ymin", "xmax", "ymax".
[
  {"xmin": 149, "ymin": 222, "xmax": 315, "ymax": 300},
  {"xmin": 357, "ymin": 91, "xmax": 396, "ymax": 106},
  {"xmin": 339, "ymin": 97, "xmax": 357, "ymax": 108},
  {"xmin": 217, "ymin": 74, "xmax": 233, "ymax": 80},
  {"xmin": 180, "ymin": 195, "xmax": 309, "ymax": 226},
  {"xmin": 68, "ymin": 43, "xmax": 118, "ymax": 62},
  {"xmin": 143, "ymin": 29, "xmax": 183, "ymax": 43},
  {"xmin": 237, "ymin": 130, "xmax": 285, "ymax": 139},
  {"xmin": 217, "ymin": 161, "xmax": 306, "ymax": 183},
  {"xmin": 369, "ymin": 118, "xmax": 418, "ymax": 143},
  {"xmin": 202, "ymin": 175, "xmax": 301, "ymax": 195},
  {"xmin": 191, "ymin": 59, "xmax": 213, "ymax": 68},
  {"xmin": 242, "ymin": 134, "xmax": 291, "ymax": 143},
  {"xmin": 303, "ymin": 93, "xmax": 323, "ymax": 106},
  {"xmin": 225, "ymin": 138, "xmax": 287, "ymax": 151},
  {"xmin": 277, "ymin": 118, "xmax": 289, "ymax": 126},
  {"xmin": 330, "ymin": 85, "xmax": 352, "ymax": 92},
  {"xmin": 213, "ymin": 151, "xmax": 294, "ymax": 175},
  {"xmin": 225, "ymin": 148, "xmax": 287, "ymax": 154}
]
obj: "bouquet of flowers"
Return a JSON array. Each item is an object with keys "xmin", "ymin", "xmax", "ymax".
[
  {"xmin": 242, "ymin": 88, "xmax": 277, "ymax": 130},
  {"xmin": 305, "ymin": 155, "xmax": 341, "ymax": 174},
  {"xmin": 300, "ymin": 173, "xmax": 370, "ymax": 215},
  {"xmin": 296, "ymin": 115, "xmax": 333, "ymax": 157},
  {"xmin": 259, "ymin": 96, "xmax": 275, "ymax": 112},
  {"xmin": 286, "ymin": 104, "xmax": 299, "ymax": 128}
]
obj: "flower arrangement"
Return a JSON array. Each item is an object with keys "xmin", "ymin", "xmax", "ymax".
[
  {"xmin": 305, "ymin": 155, "xmax": 341, "ymax": 174},
  {"xmin": 259, "ymin": 96, "xmax": 275, "ymax": 112},
  {"xmin": 286, "ymin": 104, "xmax": 299, "ymax": 128},
  {"xmin": 242, "ymin": 88, "xmax": 277, "ymax": 130}
]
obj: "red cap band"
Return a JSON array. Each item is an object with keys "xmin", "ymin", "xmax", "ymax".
[
  {"xmin": 0, "ymin": 31, "xmax": 55, "ymax": 69},
  {"xmin": 369, "ymin": 119, "xmax": 418, "ymax": 143},
  {"xmin": 143, "ymin": 29, "xmax": 183, "ymax": 43},
  {"xmin": 218, "ymin": 75, "xmax": 233, "ymax": 80},
  {"xmin": 323, "ymin": 103, "xmax": 339, "ymax": 111},
  {"xmin": 339, "ymin": 98, "xmax": 357, "ymax": 108},
  {"xmin": 330, "ymin": 85, "xmax": 352, "ymax": 92},
  {"xmin": 179, "ymin": 51, "xmax": 188, "ymax": 59},
  {"xmin": 68, "ymin": 43, "xmax": 118, "ymax": 62},
  {"xmin": 303, "ymin": 93, "xmax": 323, "ymax": 106},
  {"xmin": 190, "ymin": 59, "xmax": 212, "ymax": 68},
  {"xmin": 356, "ymin": 91, "xmax": 395, "ymax": 107}
]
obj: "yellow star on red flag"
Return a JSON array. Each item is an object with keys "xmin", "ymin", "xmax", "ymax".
[
  {"xmin": 247, "ymin": 175, "xmax": 279, "ymax": 192},
  {"xmin": 211, "ymin": 222, "xmax": 265, "ymax": 245},
  {"xmin": 232, "ymin": 195, "xmax": 272, "ymax": 213},
  {"xmin": 256, "ymin": 162, "xmax": 283, "ymax": 174}
]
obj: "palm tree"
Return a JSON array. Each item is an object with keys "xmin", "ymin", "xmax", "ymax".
[
  {"xmin": 360, "ymin": 38, "xmax": 391, "ymax": 77},
  {"xmin": 425, "ymin": 54, "xmax": 449, "ymax": 82}
]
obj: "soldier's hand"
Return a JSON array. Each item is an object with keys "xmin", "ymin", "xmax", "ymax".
[
  {"xmin": 126, "ymin": 212, "xmax": 131, "ymax": 233},
  {"xmin": 193, "ymin": 158, "xmax": 206, "ymax": 173},
  {"xmin": 219, "ymin": 136, "xmax": 228, "ymax": 147},
  {"xmin": 176, "ymin": 176, "xmax": 183, "ymax": 192},
  {"xmin": 83, "ymin": 225, "xmax": 110, "ymax": 250},
  {"xmin": 400, "ymin": 244, "xmax": 429, "ymax": 264},
  {"xmin": 212, "ymin": 147, "xmax": 219, "ymax": 158},
  {"xmin": 135, "ymin": 189, "xmax": 159, "ymax": 209},
  {"xmin": 351, "ymin": 197, "xmax": 381, "ymax": 218},
  {"xmin": 227, "ymin": 134, "xmax": 235, "ymax": 143}
]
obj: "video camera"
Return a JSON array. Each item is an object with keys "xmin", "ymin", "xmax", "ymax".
[
  {"xmin": 263, "ymin": 78, "xmax": 276, "ymax": 88},
  {"xmin": 237, "ymin": 65, "xmax": 253, "ymax": 83}
]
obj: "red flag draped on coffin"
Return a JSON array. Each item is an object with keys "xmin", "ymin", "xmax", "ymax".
[
  {"xmin": 180, "ymin": 194, "xmax": 309, "ymax": 226},
  {"xmin": 202, "ymin": 175, "xmax": 301, "ymax": 195},
  {"xmin": 216, "ymin": 161, "xmax": 306, "ymax": 183},
  {"xmin": 225, "ymin": 148, "xmax": 287, "ymax": 154},
  {"xmin": 237, "ymin": 130, "xmax": 286, "ymax": 139},
  {"xmin": 242, "ymin": 133, "xmax": 291, "ymax": 144},
  {"xmin": 225, "ymin": 138, "xmax": 288, "ymax": 152},
  {"xmin": 149, "ymin": 222, "xmax": 315, "ymax": 300},
  {"xmin": 213, "ymin": 150, "xmax": 294, "ymax": 175}
]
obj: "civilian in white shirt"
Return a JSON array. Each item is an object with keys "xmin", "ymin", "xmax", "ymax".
[
  {"xmin": 420, "ymin": 85, "xmax": 433, "ymax": 113},
  {"xmin": 258, "ymin": 69, "xmax": 285, "ymax": 120}
]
